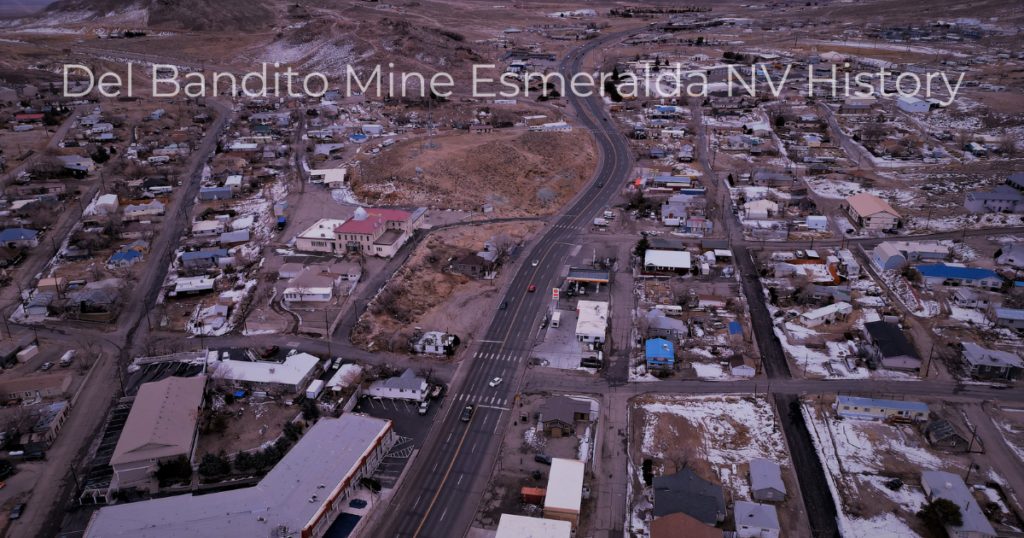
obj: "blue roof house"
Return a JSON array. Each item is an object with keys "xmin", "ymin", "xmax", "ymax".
[
  {"xmin": 646, "ymin": 338, "xmax": 675, "ymax": 370},
  {"xmin": 0, "ymin": 228, "xmax": 39, "ymax": 249},
  {"xmin": 915, "ymin": 263, "xmax": 1001, "ymax": 289},
  {"xmin": 107, "ymin": 250, "xmax": 142, "ymax": 268}
]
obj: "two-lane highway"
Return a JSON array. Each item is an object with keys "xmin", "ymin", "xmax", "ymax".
[{"xmin": 375, "ymin": 29, "xmax": 639, "ymax": 538}]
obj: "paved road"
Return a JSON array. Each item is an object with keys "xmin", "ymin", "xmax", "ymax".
[{"xmin": 374, "ymin": 29, "xmax": 638, "ymax": 538}]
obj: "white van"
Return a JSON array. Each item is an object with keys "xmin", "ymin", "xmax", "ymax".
[{"xmin": 59, "ymin": 350, "xmax": 76, "ymax": 367}]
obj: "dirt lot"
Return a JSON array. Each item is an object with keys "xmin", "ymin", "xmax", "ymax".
[
  {"xmin": 351, "ymin": 220, "xmax": 542, "ymax": 353},
  {"xmin": 194, "ymin": 394, "xmax": 300, "ymax": 457},
  {"xmin": 353, "ymin": 129, "xmax": 597, "ymax": 217}
]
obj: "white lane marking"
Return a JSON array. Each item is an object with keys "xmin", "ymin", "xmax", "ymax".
[{"xmin": 440, "ymin": 507, "xmax": 448, "ymax": 521}]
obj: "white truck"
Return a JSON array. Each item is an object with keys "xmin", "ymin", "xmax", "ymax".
[
  {"xmin": 59, "ymin": 350, "xmax": 76, "ymax": 367},
  {"xmin": 593, "ymin": 218, "xmax": 608, "ymax": 226},
  {"xmin": 305, "ymin": 379, "xmax": 324, "ymax": 400}
]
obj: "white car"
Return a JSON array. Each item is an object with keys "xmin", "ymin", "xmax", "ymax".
[
  {"xmin": 287, "ymin": 349, "xmax": 299, "ymax": 357},
  {"xmin": 532, "ymin": 260, "xmax": 539, "ymax": 267},
  {"xmin": 489, "ymin": 377, "xmax": 503, "ymax": 387}
]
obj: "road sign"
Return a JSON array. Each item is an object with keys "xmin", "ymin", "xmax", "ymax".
[{"xmin": 552, "ymin": 288, "xmax": 559, "ymax": 299}]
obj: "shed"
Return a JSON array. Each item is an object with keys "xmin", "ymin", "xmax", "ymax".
[{"xmin": 749, "ymin": 459, "xmax": 786, "ymax": 502}]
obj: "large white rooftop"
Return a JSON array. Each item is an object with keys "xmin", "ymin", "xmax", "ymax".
[
  {"xmin": 213, "ymin": 352, "xmax": 320, "ymax": 387},
  {"xmin": 575, "ymin": 300, "xmax": 608, "ymax": 338}
]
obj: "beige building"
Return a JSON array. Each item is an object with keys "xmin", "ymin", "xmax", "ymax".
[
  {"xmin": 109, "ymin": 376, "xmax": 206, "ymax": 492},
  {"xmin": 845, "ymin": 192, "xmax": 900, "ymax": 230},
  {"xmin": 543, "ymin": 458, "xmax": 585, "ymax": 529},
  {"xmin": 0, "ymin": 372, "xmax": 73, "ymax": 401}
]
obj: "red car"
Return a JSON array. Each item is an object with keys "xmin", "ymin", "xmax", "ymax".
[
  {"xmin": 528, "ymin": 285, "xmax": 536, "ymax": 292},
  {"xmin": 260, "ymin": 345, "xmax": 280, "ymax": 358}
]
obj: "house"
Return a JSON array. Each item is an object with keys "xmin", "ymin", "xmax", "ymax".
[
  {"xmin": 197, "ymin": 304, "xmax": 229, "ymax": 330},
  {"xmin": 744, "ymin": 199, "xmax": 778, "ymax": 220},
  {"xmin": 538, "ymin": 395, "xmax": 592, "ymax": 437},
  {"xmin": 107, "ymin": 250, "xmax": 142, "ymax": 269},
  {"xmin": 846, "ymin": 95, "xmax": 877, "ymax": 106},
  {"xmin": 27, "ymin": 401, "xmax": 70, "ymax": 447},
  {"xmin": 192, "ymin": 220, "xmax": 225, "ymax": 236},
  {"xmin": 915, "ymin": 264, "xmax": 1001, "ymax": 289},
  {"xmin": 645, "ymin": 309, "xmax": 686, "ymax": 338},
  {"xmin": 308, "ymin": 168, "xmax": 347, "ymax": 188},
  {"xmin": 653, "ymin": 468, "xmax": 727, "ymax": 525},
  {"xmin": 799, "ymin": 301, "xmax": 852, "ymax": 327},
  {"xmin": 224, "ymin": 175, "xmax": 242, "ymax": 192},
  {"xmin": 863, "ymin": 321, "xmax": 922, "ymax": 370},
  {"xmin": 180, "ymin": 249, "xmax": 229, "ymax": 269},
  {"xmin": 295, "ymin": 218, "xmax": 347, "ymax": 253},
  {"xmin": 1007, "ymin": 172, "xmax": 1024, "ymax": 191},
  {"xmin": 649, "ymin": 512, "xmax": 722, "ymax": 538},
  {"xmin": 0, "ymin": 228, "xmax": 39, "ymax": 249},
  {"xmin": 996, "ymin": 244, "xmax": 1024, "ymax": 268},
  {"xmin": 172, "ymin": 276, "xmax": 216, "ymax": 296},
  {"xmin": 25, "ymin": 290, "xmax": 57, "ymax": 316},
  {"xmin": 644, "ymin": 250, "xmax": 691, "ymax": 273},
  {"xmin": 37, "ymin": 277, "xmax": 67, "ymax": 293},
  {"xmin": 836, "ymin": 396, "xmax": 929, "ymax": 421},
  {"xmin": 749, "ymin": 459, "xmax": 786, "ymax": 502},
  {"xmin": 872, "ymin": 242, "xmax": 906, "ymax": 270},
  {"xmin": 454, "ymin": 254, "xmax": 494, "ymax": 278},
  {"xmin": 495, "ymin": 515, "xmax": 571, "ymax": 538},
  {"xmin": 882, "ymin": 241, "xmax": 949, "ymax": 262},
  {"xmin": 93, "ymin": 194, "xmax": 120, "ymax": 215},
  {"xmin": 645, "ymin": 338, "xmax": 675, "ymax": 370},
  {"xmin": 990, "ymin": 308, "xmax": 1024, "ymax": 329},
  {"xmin": 0, "ymin": 372, "xmax": 73, "ymax": 401},
  {"xmin": 218, "ymin": 230, "xmax": 250, "ymax": 247},
  {"xmin": 109, "ymin": 376, "xmax": 206, "ymax": 492},
  {"xmin": 83, "ymin": 415, "xmax": 396, "ymax": 537},
  {"xmin": 924, "ymin": 419, "xmax": 972, "ymax": 453},
  {"xmin": 730, "ymin": 357, "xmax": 756, "ymax": 377},
  {"xmin": 896, "ymin": 95, "xmax": 930, "ymax": 113},
  {"xmin": 212, "ymin": 352, "xmax": 319, "ymax": 393},
  {"xmin": 951, "ymin": 288, "xmax": 993, "ymax": 309},
  {"xmin": 575, "ymin": 300, "xmax": 608, "ymax": 344},
  {"xmin": 964, "ymin": 185, "xmax": 1024, "ymax": 213},
  {"xmin": 123, "ymin": 200, "xmax": 165, "ymax": 221},
  {"xmin": 543, "ymin": 458, "xmax": 585, "ymax": 529},
  {"xmin": 920, "ymin": 471, "xmax": 996, "ymax": 538},
  {"xmin": 58, "ymin": 155, "xmax": 96, "ymax": 172},
  {"xmin": 122, "ymin": 240, "xmax": 150, "ymax": 254},
  {"xmin": 199, "ymin": 186, "xmax": 233, "ymax": 201},
  {"xmin": 411, "ymin": 331, "xmax": 457, "ymax": 355},
  {"xmin": 335, "ymin": 207, "xmax": 416, "ymax": 258},
  {"xmin": 845, "ymin": 193, "xmax": 900, "ymax": 230},
  {"xmin": 366, "ymin": 368, "xmax": 428, "ymax": 402},
  {"xmin": 734, "ymin": 501, "xmax": 780, "ymax": 538},
  {"xmin": 806, "ymin": 215, "xmax": 828, "ymax": 231},
  {"xmin": 282, "ymin": 268, "xmax": 340, "ymax": 303},
  {"xmin": 960, "ymin": 342, "xmax": 1023, "ymax": 381}
]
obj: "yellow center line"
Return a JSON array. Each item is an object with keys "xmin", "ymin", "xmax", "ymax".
[{"xmin": 411, "ymin": 408, "xmax": 478, "ymax": 538}]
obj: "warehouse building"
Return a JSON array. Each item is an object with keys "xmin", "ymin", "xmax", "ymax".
[{"xmin": 543, "ymin": 458, "xmax": 585, "ymax": 529}]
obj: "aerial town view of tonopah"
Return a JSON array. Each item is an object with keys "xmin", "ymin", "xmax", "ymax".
[{"xmin": 1, "ymin": 0, "xmax": 1024, "ymax": 536}]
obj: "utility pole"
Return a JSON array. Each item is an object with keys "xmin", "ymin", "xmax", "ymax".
[
  {"xmin": 923, "ymin": 342, "xmax": 934, "ymax": 378},
  {"xmin": 325, "ymin": 310, "xmax": 332, "ymax": 357}
]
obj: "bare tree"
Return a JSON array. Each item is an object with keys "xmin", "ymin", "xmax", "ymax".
[
  {"xmin": 489, "ymin": 233, "xmax": 517, "ymax": 264},
  {"xmin": 999, "ymin": 132, "xmax": 1018, "ymax": 155}
]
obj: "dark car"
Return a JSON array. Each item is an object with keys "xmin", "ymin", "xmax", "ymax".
[
  {"xmin": 460, "ymin": 405, "xmax": 474, "ymax": 422},
  {"xmin": 9, "ymin": 503, "xmax": 24, "ymax": 519},
  {"xmin": 596, "ymin": 182, "xmax": 604, "ymax": 188},
  {"xmin": 534, "ymin": 454, "xmax": 552, "ymax": 465},
  {"xmin": 260, "ymin": 345, "xmax": 280, "ymax": 358},
  {"xmin": 21, "ymin": 452, "xmax": 44, "ymax": 462},
  {"xmin": 500, "ymin": 301, "xmax": 508, "ymax": 309}
]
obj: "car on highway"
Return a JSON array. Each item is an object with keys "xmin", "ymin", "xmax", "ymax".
[
  {"xmin": 40, "ymin": 362, "xmax": 53, "ymax": 371},
  {"xmin": 9, "ymin": 503, "xmax": 24, "ymax": 520},
  {"xmin": 500, "ymin": 301, "xmax": 508, "ymax": 309},
  {"xmin": 596, "ymin": 182, "xmax": 603, "ymax": 188},
  {"xmin": 532, "ymin": 260, "xmax": 539, "ymax": 267},
  {"xmin": 489, "ymin": 377, "xmax": 502, "ymax": 387},
  {"xmin": 260, "ymin": 345, "xmax": 280, "ymax": 358},
  {"xmin": 460, "ymin": 405, "xmax": 474, "ymax": 422},
  {"xmin": 528, "ymin": 285, "xmax": 536, "ymax": 292}
]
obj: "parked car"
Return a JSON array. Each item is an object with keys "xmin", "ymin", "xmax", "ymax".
[
  {"xmin": 534, "ymin": 454, "xmax": 552, "ymax": 465},
  {"xmin": 40, "ymin": 362, "xmax": 53, "ymax": 371},
  {"xmin": 460, "ymin": 405, "xmax": 475, "ymax": 422},
  {"xmin": 489, "ymin": 377, "xmax": 502, "ymax": 387},
  {"xmin": 21, "ymin": 452, "xmax": 44, "ymax": 462},
  {"xmin": 418, "ymin": 401, "xmax": 429, "ymax": 415},
  {"xmin": 287, "ymin": 349, "xmax": 299, "ymax": 357},
  {"xmin": 9, "ymin": 503, "xmax": 24, "ymax": 520},
  {"xmin": 261, "ymin": 345, "xmax": 280, "ymax": 358}
]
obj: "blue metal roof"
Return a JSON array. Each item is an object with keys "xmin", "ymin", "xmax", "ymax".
[
  {"xmin": 0, "ymin": 228, "xmax": 37, "ymax": 241},
  {"xmin": 914, "ymin": 263, "xmax": 999, "ymax": 281},
  {"xmin": 181, "ymin": 248, "xmax": 228, "ymax": 262},
  {"xmin": 645, "ymin": 338, "xmax": 674, "ymax": 359},
  {"xmin": 728, "ymin": 321, "xmax": 742, "ymax": 335},
  {"xmin": 109, "ymin": 250, "xmax": 141, "ymax": 262}
]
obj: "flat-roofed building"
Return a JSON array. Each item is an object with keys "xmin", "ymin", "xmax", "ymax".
[{"xmin": 543, "ymin": 458, "xmax": 585, "ymax": 529}]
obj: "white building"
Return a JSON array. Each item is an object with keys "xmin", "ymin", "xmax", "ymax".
[
  {"xmin": 539, "ymin": 121, "xmax": 572, "ymax": 132},
  {"xmin": 734, "ymin": 501, "xmax": 780, "ymax": 538},
  {"xmin": 283, "ymin": 268, "xmax": 342, "ymax": 303},
  {"xmin": 800, "ymin": 302, "xmax": 852, "ymax": 327},
  {"xmin": 366, "ymin": 369, "xmax": 428, "ymax": 402},
  {"xmin": 295, "ymin": 218, "xmax": 347, "ymax": 253},
  {"xmin": 544, "ymin": 458, "xmax": 585, "ymax": 529},
  {"xmin": 191, "ymin": 220, "xmax": 225, "ymax": 236},
  {"xmin": 896, "ymin": 95, "xmax": 930, "ymax": 113},
  {"xmin": 309, "ymin": 168, "xmax": 347, "ymax": 188},
  {"xmin": 845, "ymin": 193, "xmax": 900, "ymax": 231},
  {"xmin": 644, "ymin": 250, "xmax": 691, "ymax": 273},
  {"xmin": 411, "ymin": 331, "xmax": 457, "ymax": 355},
  {"xmin": 211, "ymin": 352, "xmax": 320, "ymax": 393},
  {"xmin": 94, "ymin": 194, "xmax": 119, "ymax": 215},
  {"xmin": 123, "ymin": 200, "xmax": 165, "ymax": 221},
  {"xmin": 496, "ymin": 515, "xmax": 571, "ymax": 538},
  {"xmin": 575, "ymin": 300, "xmax": 608, "ymax": 343}
]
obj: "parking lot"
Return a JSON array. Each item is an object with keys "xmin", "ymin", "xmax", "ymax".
[{"xmin": 355, "ymin": 393, "xmax": 445, "ymax": 488}]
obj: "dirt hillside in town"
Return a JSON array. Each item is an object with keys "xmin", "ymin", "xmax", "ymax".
[{"xmin": 353, "ymin": 130, "xmax": 597, "ymax": 217}]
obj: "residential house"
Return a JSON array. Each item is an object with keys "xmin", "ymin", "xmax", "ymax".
[
  {"xmin": 199, "ymin": 186, "xmax": 233, "ymax": 201},
  {"xmin": 28, "ymin": 401, "xmax": 70, "ymax": 447},
  {"xmin": 538, "ymin": 395, "xmax": 591, "ymax": 437},
  {"xmin": 0, "ymin": 372, "xmax": 73, "ymax": 401},
  {"xmin": 744, "ymin": 199, "xmax": 778, "ymax": 220},
  {"xmin": 309, "ymin": 168, "xmax": 347, "ymax": 188},
  {"xmin": 730, "ymin": 357, "xmax": 756, "ymax": 377},
  {"xmin": 645, "ymin": 309, "xmax": 685, "ymax": 338},
  {"xmin": 990, "ymin": 308, "xmax": 1024, "ymax": 329},
  {"xmin": 122, "ymin": 240, "xmax": 149, "ymax": 255},
  {"xmin": 93, "ymin": 194, "xmax": 120, "ymax": 216},
  {"xmin": 123, "ymin": 200, "xmax": 165, "ymax": 221},
  {"xmin": 410, "ymin": 331, "xmax": 457, "ymax": 356},
  {"xmin": 109, "ymin": 376, "xmax": 206, "ymax": 492},
  {"xmin": 1007, "ymin": 172, "xmax": 1024, "ymax": 192},
  {"xmin": 996, "ymin": 244, "xmax": 1024, "ymax": 268},
  {"xmin": 649, "ymin": 512, "xmax": 722, "ymax": 538},
  {"xmin": 836, "ymin": 396, "xmax": 929, "ymax": 421},
  {"xmin": 57, "ymin": 155, "xmax": 96, "ymax": 172},
  {"xmin": 295, "ymin": 218, "xmax": 347, "ymax": 253},
  {"xmin": 924, "ymin": 419, "xmax": 972, "ymax": 453},
  {"xmin": 645, "ymin": 338, "xmax": 675, "ymax": 370},
  {"xmin": 961, "ymin": 342, "xmax": 1023, "ymax": 381},
  {"xmin": 652, "ymin": 468, "xmax": 727, "ymax": 525},
  {"xmin": 749, "ymin": 460, "xmax": 786, "ymax": 502},
  {"xmin": 644, "ymin": 250, "xmax": 691, "ymax": 273},
  {"xmin": 920, "ymin": 471, "xmax": 996, "ymax": 538},
  {"xmin": 806, "ymin": 215, "xmax": 828, "ymax": 231},
  {"xmin": 218, "ymin": 230, "xmax": 250, "ymax": 247},
  {"xmin": 454, "ymin": 254, "xmax": 494, "ymax": 278},
  {"xmin": 863, "ymin": 321, "xmax": 923, "ymax": 370},
  {"xmin": 734, "ymin": 501, "xmax": 780, "ymax": 538},
  {"xmin": 172, "ymin": 276, "xmax": 215, "ymax": 296},
  {"xmin": 283, "ymin": 268, "xmax": 341, "ymax": 303},
  {"xmin": 0, "ymin": 228, "xmax": 39, "ymax": 249},
  {"xmin": 575, "ymin": 300, "xmax": 608, "ymax": 344},
  {"xmin": 896, "ymin": 95, "xmax": 930, "ymax": 113},
  {"xmin": 881, "ymin": 241, "xmax": 949, "ymax": 262},
  {"xmin": 799, "ymin": 302, "xmax": 852, "ymax": 327},
  {"xmin": 951, "ymin": 288, "xmax": 993, "ymax": 309},
  {"xmin": 335, "ymin": 207, "xmax": 416, "ymax": 258},
  {"xmin": 845, "ymin": 193, "xmax": 900, "ymax": 230},
  {"xmin": 107, "ymin": 250, "xmax": 142, "ymax": 269},
  {"xmin": 964, "ymin": 185, "xmax": 1024, "ymax": 213},
  {"xmin": 915, "ymin": 264, "xmax": 1001, "ymax": 289},
  {"xmin": 212, "ymin": 352, "xmax": 320, "ymax": 393},
  {"xmin": 191, "ymin": 220, "xmax": 225, "ymax": 236},
  {"xmin": 366, "ymin": 369, "xmax": 428, "ymax": 402},
  {"xmin": 180, "ymin": 249, "xmax": 229, "ymax": 269}
]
